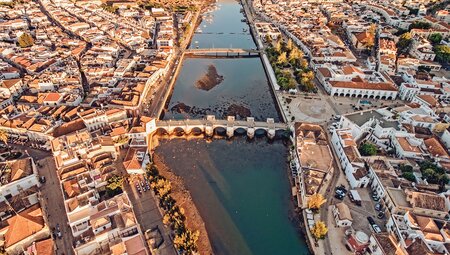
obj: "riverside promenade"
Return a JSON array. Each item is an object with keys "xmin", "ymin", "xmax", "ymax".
[{"xmin": 241, "ymin": 0, "xmax": 288, "ymax": 123}]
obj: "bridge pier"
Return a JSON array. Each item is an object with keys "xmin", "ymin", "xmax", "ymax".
[
  {"xmin": 247, "ymin": 127, "xmax": 255, "ymax": 139},
  {"xmin": 227, "ymin": 127, "xmax": 234, "ymax": 138},
  {"xmin": 268, "ymin": 129, "xmax": 276, "ymax": 139},
  {"xmin": 205, "ymin": 126, "xmax": 213, "ymax": 137}
]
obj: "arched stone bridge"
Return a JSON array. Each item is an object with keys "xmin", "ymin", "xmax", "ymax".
[{"xmin": 154, "ymin": 115, "xmax": 288, "ymax": 139}]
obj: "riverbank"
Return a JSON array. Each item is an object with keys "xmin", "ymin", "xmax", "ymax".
[
  {"xmin": 240, "ymin": 0, "xmax": 288, "ymax": 123},
  {"xmin": 153, "ymin": 154, "xmax": 214, "ymax": 255}
]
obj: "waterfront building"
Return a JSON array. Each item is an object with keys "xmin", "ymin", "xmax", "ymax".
[{"xmin": 293, "ymin": 123, "xmax": 333, "ymax": 208}]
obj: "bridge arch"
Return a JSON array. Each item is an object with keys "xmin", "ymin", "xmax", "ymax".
[
  {"xmin": 255, "ymin": 128, "xmax": 267, "ymax": 137},
  {"xmin": 172, "ymin": 127, "xmax": 185, "ymax": 136},
  {"xmin": 155, "ymin": 128, "xmax": 169, "ymax": 136},
  {"xmin": 234, "ymin": 127, "xmax": 247, "ymax": 136},
  {"xmin": 214, "ymin": 127, "xmax": 226, "ymax": 136},
  {"xmin": 188, "ymin": 127, "xmax": 203, "ymax": 136}
]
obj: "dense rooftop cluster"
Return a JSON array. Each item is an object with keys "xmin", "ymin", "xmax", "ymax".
[{"xmin": 254, "ymin": 0, "xmax": 450, "ymax": 99}]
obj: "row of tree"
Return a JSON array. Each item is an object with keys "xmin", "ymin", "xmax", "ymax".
[
  {"xmin": 307, "ymin": 193, "xmax": 328, "ymax": 240},
  {"xmin": 145, "ymin": 164, "xmax": 199, "ymax": 254}
]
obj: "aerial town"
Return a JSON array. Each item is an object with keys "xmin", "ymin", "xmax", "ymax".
[{"xmin": 0, "ymin": 0, "xmax": 449, "ymax": 254}]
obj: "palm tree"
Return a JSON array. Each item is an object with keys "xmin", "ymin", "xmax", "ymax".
[{"xmin": 0, "ymin": 130, "xmax": 7, "ymax": 145}]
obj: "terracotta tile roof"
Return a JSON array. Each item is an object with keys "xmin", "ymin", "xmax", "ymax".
[
  {"xmin": 1, "ymin": 204, "xmax": 45, "ymax": 248},
  {"xmin": 405, "ymin": 237, "xmax": 434, "ymax": 255},
  {"xmin": 397, "ymin": 137, "xmax": 421, "ymax": 153},
  {"xmin": 417, "ymin": 95, "xmax": 438, "ymax": 107},
  {"xmin": 1, "ymin": 79, "xmax": 21, "ymax": 89},
  {"xmin": 373, "ymin": 233, "xmax": 399, "ymax": 255},
  {"xmin": 329, "ymin": 81, "xmax": 397, "ymax": 91},
  {"xmin": 28, "ymin": 238, "xmax": 55, "ymax": 255},
  {"xmin": 43, "ymin": 92, "xmax": 62, "ymax": 102},
  {"xmin": 424, "ymin": 137, "xmax": 449, "ymax": 158}
]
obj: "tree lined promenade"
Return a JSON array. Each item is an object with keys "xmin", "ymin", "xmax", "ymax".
[{"xmin": 265, "ymin": 38, "xmax": 316, "ymax": 92}]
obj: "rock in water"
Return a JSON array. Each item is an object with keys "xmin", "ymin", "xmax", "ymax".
[
  {"xmin": 226, "ymin": 104, "xmax": 251, "ymax": 118},
  {"xmin": 195, "ymin": 64, "xmax": 224, "ymax": 91},
  {"xmin": 171, "ymin": 103, "xmax": 191, "ymax": 113}
]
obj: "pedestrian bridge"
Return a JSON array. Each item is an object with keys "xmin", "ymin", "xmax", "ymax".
[
  {"xmin": 184, "ymin": 48, "xmax": 261, "ymax": 58},
  {"xmin": 154, "ymin": 115, "xmax": 288, "ymax": 139}
]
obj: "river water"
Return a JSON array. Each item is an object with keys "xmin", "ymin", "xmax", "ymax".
[{"xmin": 156, "ymin": 0, "xmax": 309, "ymax": 254}]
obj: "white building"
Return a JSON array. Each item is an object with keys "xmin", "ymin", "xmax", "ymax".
[
  {"xmin": 316, "ymin": 65, "xmax": 398, "ymax": 99},
  {"xmin": 333, "ymin": 202, "xmax": 353, "ymax": 227}
]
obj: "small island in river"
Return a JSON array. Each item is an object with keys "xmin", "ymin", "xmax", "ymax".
[{"xmin": 195, "ymin": 64, "xmax": 224, "ymax": 91}]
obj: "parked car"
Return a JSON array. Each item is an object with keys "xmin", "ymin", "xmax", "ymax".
[
  {"xmin": 372, "ymin": 194, "xmax": 380, "ymax": 201},
  {"xmin": 336, "ymin": 185, "xmax": 347, "ymax": 193},
  {"xmin": 375, "ymin": 203, "xmax": 382, "ymax": 211},
  {"xmin": 39, "ymin": 176, "xmax": 46, "ymax": 183},
  {"xmin": 367, "ymin": 216, "xmax": 376, "ymax": 225},
  {"xmin": 377, "ymin": 212, "xmax": 385, "ymax": 219},
  {"xmin": 372, "ymin": 224, "xmax": 382, "ymax": 233},
  {"xmin": 335, "ymin": 194, "xmax": 344, "ymax": 200}
]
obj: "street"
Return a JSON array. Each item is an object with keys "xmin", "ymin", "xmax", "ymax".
[{"xmin": 37, "ymin": 156, "xmax": 75, "ymax": 255}]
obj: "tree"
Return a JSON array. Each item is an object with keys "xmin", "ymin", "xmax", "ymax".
[
  {"xmin": 174, "ymin": 230, "xmax": 199, "ymax": 254},
  {"xmin": 264, "ymin": 34, "xmax": 272, "ymax": 44},
  {"xmin": 276, "ymin": 52, "xmax": 288, "ymax": 66},
  {"xmin": 0, "ymin": 130, "xmax": 7, "ymax": 144},
  {"xmin": 307, "ymin": 193, "xmax": 326, "ymax": 210},
  {"xmin": 429, "ymin": 33, "xmax": 443, "ymax": 44},
  {"xmin": 287, "ymin": 77, "xmax": 297, "ymax": 90},
  {"xmin": 365, "ymin": 24, "xmax": 377, "ymax": 50},
  {"xmin": 359, "ymin": 143, "xmax": 377, "ymax": 156},
  {"xmin": 106, "ymin": 175, "xmax": 124, "ymax": 196},
  {"xmin": 298, "ymin": 70, "xmax": 315, "ymax": 92},
  {"xmin": 409, "ymin": 21, "xmax": 431, "ymax": 30},
  {"xmin": 151, "ymin": 178, "xmax": 171, "ymax": 197},
  {"xmin": 286, "ymin": 38, "xmax": 294, "ymax": 51},
  {"xmin": 17, "ymin": 32, "xmax": 34, "ymax": 48},
  {"xmin": 274, "ymin": 39, "xmax": 283, "ymax": 53},
  {"xmin": 311, "ymin": 221, "xmax": 328, "ymax": 239},
  {"xmin": 434, "ymin": 45, "xmax": 450, "ymax": 63},
  {"xmin": 399, "ymin": 164, "xmax": 413, "ymax": 173},
  {"xmin": 402, "ymin": 172, "xmax": 416, "ymax": 182},
  {"xmin": 299, "ymin": 58, "xmax": 308, "ymax": 69},
  {"xmin": 289, "ymin": 47, "xmax": 303, "ymax": 66},
  {"xmin": 396, "ymin": 32, "xmax": 412, "ymax": 54}
]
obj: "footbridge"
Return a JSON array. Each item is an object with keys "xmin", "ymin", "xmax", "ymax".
[
  {"xmin": 155, "ymin": 115, "xmax": 288, "ymax": 139},
  {"xmin": 184, "ymin": 48, "xmax": 261, "ymax": 58}
]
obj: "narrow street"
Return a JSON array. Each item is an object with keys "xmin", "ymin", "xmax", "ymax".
[{"xmin": 37, "ymin": 156, "xmax": 75, "ymax": 255}]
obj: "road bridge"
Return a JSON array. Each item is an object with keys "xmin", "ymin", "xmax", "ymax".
[{"xmin": 155, "ymin": 115, "xmax": 287, "ymax": 139}]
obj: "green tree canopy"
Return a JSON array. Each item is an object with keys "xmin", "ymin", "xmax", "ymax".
[
  {"xmin": 396, "ymin": 32, "xmax": 413, "ymax": 54},
  {"xmin": 359, "ymin": 143, "xmax": 377, "ymax": 156},
  {"xmin": 429, "ymin": 33, "xmax": 443, "ymax": 44},
  {"xmin": 106, "ymin": 175, "xmax": 124, "ymax": 196},
  {"xmin": 434, "ymin": 45, "xmax": 450, "ymax": 63},
  {"xmin": 402, "ymin": 172, "xmax": 416, "ymax": 182},
  {"xmin": 409, "ymin": 21, "xmax": 431, "ymax": 30}
]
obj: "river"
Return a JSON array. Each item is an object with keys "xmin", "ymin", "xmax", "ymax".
[{"xmin": 156, "ymin": 0, "xmax": 309, "ymax": 254}]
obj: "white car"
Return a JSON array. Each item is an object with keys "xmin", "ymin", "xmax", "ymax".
[{"xmin": 372, "ymin": 224, "xmax": 381, "ymax": 233}]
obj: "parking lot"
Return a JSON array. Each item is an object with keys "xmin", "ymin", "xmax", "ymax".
[{"xmin": 336, "ymin": 186, "xmax": 387, "ymax": 236}]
